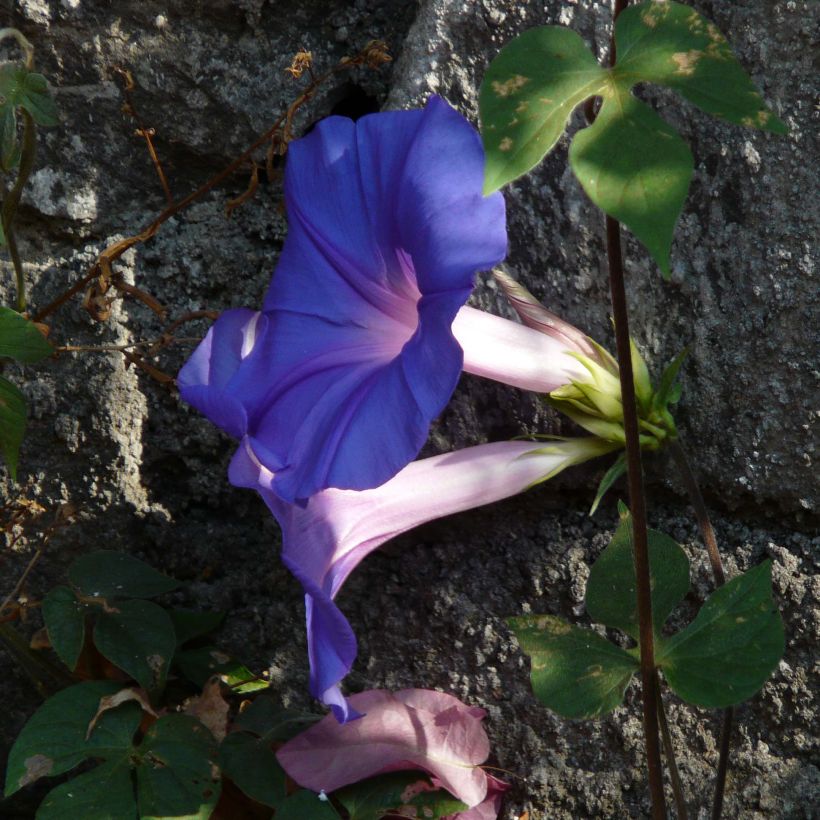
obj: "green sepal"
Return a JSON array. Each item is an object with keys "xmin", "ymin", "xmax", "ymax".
[
  {"xmin": 630, "ymin": 339, "xmax": 653, "ymax": 414},
  {"xmin": 589, "ymin": 453, "xmax": 627, "ymax": 515},
  {"xmin": 509, "ymin": 614, "xmax": 638, "ymax": 718},
  {"xmin": 0, "ymin": 375, "xmax": 26, "ymax": 480},
  {"xmin": 652, "ymin": 348, "xmax": 688, "ymax": 414},
  {"xmin": 657, "ymin": 561, "xmax": 785, "ymax": 708},
  {"xmin": 586, "ymin": 510, "xmax": 691, "ymax": 641}
]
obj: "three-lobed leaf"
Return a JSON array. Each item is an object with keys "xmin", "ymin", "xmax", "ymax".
[
  {"xmin": 0, "ymin": 65, "xmax": 58, "ymax": 126},
  {"xmin": 658, "ymin": 561, "xmax": 785, "ymax": 708},
  {"xmin": 480, "ymin": 1, "xmax": 785, "ymax": 274},
  {"xmin": 508, "ymin": 614, "xmax": 638, "ymax": 718}
]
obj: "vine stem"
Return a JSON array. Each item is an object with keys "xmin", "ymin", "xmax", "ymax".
[
  {"xmin": 656, "ymin": 677, "xmax": 689, "ymax": 819},
  {"xmin": 668, "ymin": 438, "xmax": 733, "ymax": 819},
  {"xmin": 2, "ymin": 111, "xmax": 37, "ymax": 312},
  {"xmin": 606, "ymin": 215, "xmax": 666, "ymax": 818}
]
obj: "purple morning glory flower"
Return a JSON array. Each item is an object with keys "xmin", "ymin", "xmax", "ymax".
[{"xmin": 179, "ymin": 96, "xmax": 506, "ymax": 504}]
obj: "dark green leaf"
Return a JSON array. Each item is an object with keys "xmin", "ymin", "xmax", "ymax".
[
  {"xmin": 509, "ymin": 614, "xmax": 638, "ymax": 718},
  {"xmin": 0, "ymin": 65, "xmax": 58, "ymax": 126},
  {"xmin": 4, "ymin": 681, "xmax": 138, "ymax": 797},
  {"xmin": 569, "ymin": 91, "xmax": 694, "ymax": 276},
  {"xmin": 134, "ymin": 715, "xmax": 221, "ymax": 820},
  {"xmin": 590, "ymin": 453, "xmax": 627, "ymax": 515},
  {"xmin": 480, "ymin": 26, "xmax": 606, "ymax": 193},
  {"xmin": 614, "ymin": 2, "xmax": 786, "ymax": 134},
  {"xmin": 336, "ymin": 772, "xmax": 468, "ymax": 820},
  {"xmin": 94, "ymin": 599, "xmax": 176, "ymax": 694},
  {"xmin": 41, "ymin": 586, "xmax": 86, "ymax": 670},
  {"xmin": 0, "ymin": 375, "xmax": 26, "ymax": 480},
  {"xmin": 218, "ymin": 731, "xmax": 286, "ymax": 809},
  {"xmin": 233, "ymin": 698, "xmax": 321, "ymax": 741},
  {"xmin": 0, "ymin": 307, "xmax": 53, "ymax": 363},
  {"xmin": 275, "ymin": 789, "xmax": 340, "ymax": 820},
  {"xmin": 175, "ymin": 646, "xmax": 268, "ymax": 694},
  {"xmin": 585, "ymin": 513, "xmax": 690, "ymax": 641},
  {"xmin": 169, "ymin": 608, "xmax": 225, "ymax": 646},
  {"xmin": 69, "ymin": 550, "xmax": 178, "ymax": 599},
  {"xmin": 658, "ymin": 561, "xmax": 785, "ymax": 708},
  {"xmin": 36, "ymin": 759, "xmax": 136, "ymax": 820}
]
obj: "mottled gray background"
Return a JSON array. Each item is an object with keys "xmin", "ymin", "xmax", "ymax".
[{"xmin": 0, "ymin": 1, "xmax": 817, "ymax": 817}]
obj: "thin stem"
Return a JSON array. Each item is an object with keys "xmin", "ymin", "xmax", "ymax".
[
  {"xmin": 668, "ymin": 438, "xmax": 734, "ymax": 819},
  {"xmin": 2, "ymin": 111, "xmax": 37, "ymax": 312},
  {"xmin": 607, "ymin": 215, "xmax": 666, "ymax": 818},
  {"xmin": 656, "ymin": 677, "xmax": 689, "ymax": 819}
]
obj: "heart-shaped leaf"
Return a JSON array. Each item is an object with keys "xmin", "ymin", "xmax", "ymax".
[
  {"xmin": 69, "ymin": 550, "xmax": 178, "ymax": 599},
  {"xmin": 219, "ymin": 731, "xmax": 287, "ymax": 809},
  {"xmin": 585, "ymin": 510, "xmax": 690, "ymax": 640},
  {"xmin": 0, "ymin": 65, "xmax": 58, "ymax": 126},
  {"xmin": 93, "ymin": 599, "xmax": 176, "ymax": 694},
  {"xmin": 509, "ymin": 614, "xmax": 638, "ymax": 718},
  {"xmin": 0, "ymin": 308, "xmax": 53, "ymax": 363},
  {"xmin": 0, "ymin": 376, "xmax": 27, "ymax": 480},
  {"xmin": 41, "ymin": 586, "xmax": 86, "ymax": 671},
  {"xmin": 657, "ymin": 561, "xmax": 785, "ymax": 707},
  {"xmin": 275, "ymin": 789, "xmax": 340, "ymax": 820}
]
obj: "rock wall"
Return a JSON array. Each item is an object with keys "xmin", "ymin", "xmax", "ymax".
[{"xmin": 0, "ymin": 1, "xmax": 816, "ymax": 817}]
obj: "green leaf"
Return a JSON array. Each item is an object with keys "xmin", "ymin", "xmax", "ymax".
[
  {"xmin": 614, "ymin": 2, "xmax": 786, "ymax": 134},
  {"xmin": 336, "ymin": 772, "xmax": 468, "ymax": 820},
  {"xmin": 41, "ymin": 586, "xmax": 86, "ymax": 670},
  {"xmin": 0, "ymin": 375, "xmax": 26, "ymax": 480},
  {"xmin": 218, "ymin": 731, "xmax": 286, "ymax": 809},
  {"xmin": 0, "ymin": 308, "xmax": 53, "ymax": 363},
  {"xmin": 653, "ymin": 348, "xmax": 688, "ymax": 412},
  {"xmin": 168, "ymin": 608, "xmax": 225, "ymax": 646},
  {"xmin": 569, "ymin": 90, "xmax": 694, "ymax": 276},
  {"xmin": 233, "ymin": 698, "xmax": 321, "ymax": 741},
  {"xmin": 508, "ymin": 614, "xmax": 638, "ymax": 718},
  {"xmin": 135, "ymin": 715, "xmax": 221, "ymax": 820},
  {"xmin": 36, "ymin": 759, "xmax": 137, "ymax": 820},
  {"xmin": 94, "ymin": 599, "xmax": 176, "ymax": 694},
  {"xmin": 68, "ymin": 550, "xmax": 178, "ymax": 599},
  {"xmin": 479, "ymin": 26, "xmax": 606, "ymax": 193},
  {"xmin": 175, "ymin": 646, "xmax": 268, "ymax": 694},
  {"xmin": 590, "ymin": 453, "xmax": 626, "ymax": 515},
  {"xmin": 4, "ymin": 681, "xmax": 139, "ymax": 797},
  {"xmin": 658, "ymin": 561, "xmax": 785, "ymax": 708},
  {"xmin": 275, "ymin": 789, "xmax": 340, "ymax": 820},
  {"xmin": 0, "ymin": 65, "xmax": 58, "ymax": 126},
  {"xmin": 585, "ymin": 512, "xmax": 690, "ymax": 641}
]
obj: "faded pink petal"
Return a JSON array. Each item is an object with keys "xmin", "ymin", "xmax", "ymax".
[
  {"xmin": 453, "ymin": 306, "xmax": 589, "ymax": 392},
  {"xmin": 277, "ymin": 689, "xmax": 494, "ymax": 808}
]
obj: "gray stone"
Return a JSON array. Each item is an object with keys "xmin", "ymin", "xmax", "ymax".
[{"xmin": 0, "ymin": 1, "xmax": 816, "ymax": 818}]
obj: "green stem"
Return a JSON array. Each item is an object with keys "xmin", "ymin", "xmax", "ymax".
[{"xmin": 2, "ymin": 110, "xmax": 37, "ymax": 312}]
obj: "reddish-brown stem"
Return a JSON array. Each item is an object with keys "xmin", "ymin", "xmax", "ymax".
[{"xmin": 606, "ymin": 215, "xmax": 666, "ymax": 818}]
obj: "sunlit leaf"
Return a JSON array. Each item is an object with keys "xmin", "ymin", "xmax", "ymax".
[
  {"xmin": 658, "ymin": 561, "xmax": 785, "ymax": 707},
  {"xmin": 509, "ymin": 614, "xmax": 638, "ymax": 718},
  {"xmin": 174, "ymin": 646, "xmax": 267, "ymax": 694},
  {"xmin": 0, "ymin": 308, "xmax": 53, "ymax": 363}
]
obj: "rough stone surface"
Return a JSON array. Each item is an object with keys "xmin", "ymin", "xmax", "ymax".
[{"xmin": 0, "ymin": 1, "xmax": 816, "ymax": 818}]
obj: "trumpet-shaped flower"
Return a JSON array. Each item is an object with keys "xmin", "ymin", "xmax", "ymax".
[
  {"xmin": 229, "ymin": 436, "xmax": 616, "ymax": 721},
  {"xmin": 180, "ymin": 96, "xmax": 507, "ymax": 504}
]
